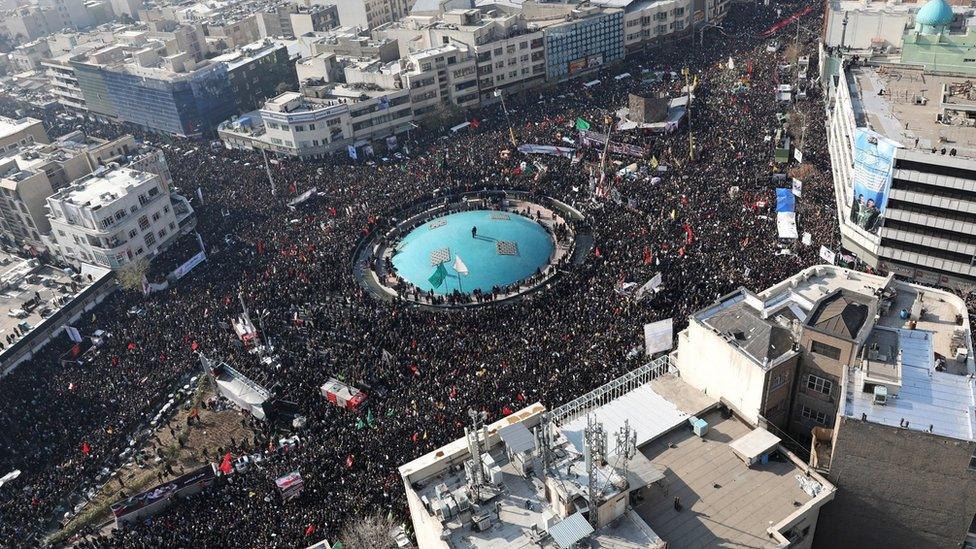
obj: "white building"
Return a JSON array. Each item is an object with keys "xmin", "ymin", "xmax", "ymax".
[
  {"xmin": 45, "ymin": 167, "xmax": 193, "ymax": 269},
  {"xmin": 826, "ymin": 59, "xmax": 976, "ymax": 288},
  {"xmin": 331, "ymin": 0, "xmax": 410, "ymax": 30},
  {"xmin": 0, "ymin": 116, "xmax": 50, "ymax": 155}
]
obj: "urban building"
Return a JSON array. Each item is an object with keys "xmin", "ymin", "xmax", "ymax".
[
  {"xmin": 0, "ymin": 116, "xmax": 50, "ymax": 155},
  {"xmin": 674, "ymin": 264, "xmax": 976, "ymax": 548},
  {"xmin": 70, "ymin": 36, "xmax": 294, "ymax": 136},
  {"xmin": 0, "ymin": 253, "xmax": 113, "ymax": 378},
  {"xmin": 45, "ymin": 167, "xmax": 194, "ymax": 269},
  {"xmin": 541, "ymin": 7, "xmax": 624, "ymax": 81},
  {"xmin": 218, "ymin": 83, "xmax": 413, "ymax": 158},
  {"xmin": 212, "ymin": 39, "xmax": 298, "ymax": 113},
  {"xmin": 399, "ymin": 357, "xmax": 836, "ymax": 548},
  {"xmin": 399, "ymin": 43, "xmax": 479, "ymax": 115},
  {"xmin": 825, "ymin": 54, "xmax": 976, "ymax": 288},
  {"xmin": 333, "ymin": 0, "xmax": 410, "ymax": 30},
  {"xmin": 11, "ymin": 38, "xmax": 51, "ymax": 72},
  {"xmin": 0, "ymin": 157, "xmax": 55, "ymax": 251},
  {"xmin": 306, "ymin": 27, "xmax": 400, "ymax": 63}
]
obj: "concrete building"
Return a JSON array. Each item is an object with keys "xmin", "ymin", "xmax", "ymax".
[
  {"xmin": 399, "ymin": 357, "xmax": 836, "ymax": 548},
  {"xmin": 0, "ymin": 116, "xmax": 50, "ymax": 155},
  {"xmin": 825, "ymin": 57, "xmax": 976, "ymax": 288},
  {"xmin": 41, "ymin": 52, "xmax": 90, "ymax": 112},
  {"xmin": 332, "ymin": 0, "xmax": 410, "ymax": 30},
  {"xmin": 212, "ymin": 39, "xmax": 298, "ymax": 113},
  {"xmin": 10, "ymin": 38, "xmax": 51, "ymax": 72},
  {"xmin": 674, "ymin": 264, "xmax": 976, "ymax": 548},
  {"xmin": 399, "ymin": 43, "xmax": 479, "ymax": 116},
  {"xmin": 306, "ymin": 26, "xmax": 400, "ymax": 62},
  {"xmin": 45, "ymin": 167, "xmax": 193, "ymax": 269},
  {"xmin": 218, "ymin": 83, "xmax": 413, "ymax": 158},
  {"xmin": 0, "ymin": 157, "xmax": 55, "ymax": 251},
  {"xmin": 0, "ymin": 254, "xmax": 113, "ymax": 377}
]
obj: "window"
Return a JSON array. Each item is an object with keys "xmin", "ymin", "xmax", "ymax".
[
  {"xmin": 148, "ymin": 186, "xmax": 159, "ymax": 198},
  {"xmin": 158, "ymin": 229, "xmax": 166, "ymax": 238},
  {"xmin": 152, "ymin": 212, "xmax": 161, "ymax": 222},
  {"xmin": 169, "ymin": 222, "xmax": 176, "ymax": 230},
  {"xmin": 295, "ymin": 125, "xmax": 305, "ymax": 132},
  {"xmin": 308, "ymin": 123, "xmax": 315, "ymax": 130},
  {"xmin": 129, "ymin": 229, "xmax": 137, "ymax": 239},
  {"xmin": 138, "ymin": 216, "xmax": 150, "ymax": 231},
  {"xmin": 810, "ymin": 340, "xmax": 842, "ymax": 361},
  {"xmin": 115, "ymin": 209, "xmax": 126, "ymax": 221},
  {"xmin": 101, "ymin": 216, "xmax": 115, "ymax": 229},
  {"xmin": 801, "ymin": 406, "xmax": 828, "ymax": 425},
  {"xmin": 807, "ymin": 374, "xmax": 832, "ymax": 396},
  {"xmin": 144, "ymin": 232, "xmax": 156, "ymax": 246},
  {"xmin": 163, "ymin": 205, "xmax": 170, "ymax": 214}
]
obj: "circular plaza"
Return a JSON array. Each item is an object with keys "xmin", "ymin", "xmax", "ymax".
[{"xmin": 355, "ymin": 191, "xmax": 582, "ymax": 307}]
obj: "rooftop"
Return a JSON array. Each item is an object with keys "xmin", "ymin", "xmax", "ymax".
[
  {"xmin": 51, "ymin": 168, "xmax": 156, "ymax": 209},
  {"xmin": 806, "ymin": 289, "xmax": 874, "ymax": 340},
  {"xmin": 848, "ymin": 65, "xmax": 976, "ymax": 159},
  {"xmin": 635, "ymin": 408, "xmax": 823, "ymax": 549},
  {"xmin": 0, "ymin": 116, "xmax": 42, "ymax": 139},
  {"xmin": 399, "ymin": 364, "xmax": 834, "ymax": 548}
]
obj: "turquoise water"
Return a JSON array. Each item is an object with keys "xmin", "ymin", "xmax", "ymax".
[{"xmin": 392, "ymin": 210, "xmax": 554, "ymax": 295}]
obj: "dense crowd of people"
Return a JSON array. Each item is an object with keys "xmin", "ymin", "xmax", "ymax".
[{"xmin": 0, "ymin": 2, "xmax": 928, "ymax": 547}]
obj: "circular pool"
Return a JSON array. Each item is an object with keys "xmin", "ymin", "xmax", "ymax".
[{"xmin": 391, "ymin": 210, "xmax": 555, "ymax": 295}]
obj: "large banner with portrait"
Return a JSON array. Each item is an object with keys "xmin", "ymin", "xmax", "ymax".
[{"xmin": 850, "ymin": 128, "xmax": 900, "ymax": 233}]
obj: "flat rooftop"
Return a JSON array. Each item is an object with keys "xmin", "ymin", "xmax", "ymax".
[
  {"xmin": 400, "ymin": 372, "xmax": 832, "ymax": 548},
  {"xmin": 0, "ymin": 116, "xmax": 41, "ymax": 139},
  {"xmin": 636, "ymin": 408, "xmax": 822, "ymax": 549},
  {"xmin": 53, "ymin": 168, "xmax": 155, "ymax": 208},
  {"xmin": 849, "ymin": 65, "xmax": 976, "ymax": 158},
  {"xmin": 846, "ymin": 327, "xmax": 976, "ymax": 440}
]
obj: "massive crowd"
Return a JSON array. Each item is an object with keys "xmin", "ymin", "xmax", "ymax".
[{"xmin": 0, "ymin": 2, "xmax": 902, "ymax": 547}]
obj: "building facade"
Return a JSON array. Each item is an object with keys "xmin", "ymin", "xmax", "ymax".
[
  {"xmin": 333, "ymin": 0, "xmax": 410, "ymax": 31},
  {"xmin": 45, "ymin": 167, "xmax": 193, "ymax": 268},
  {"xmin": 542, "ymin": 9, "xmax": 624, "ymax": 81}
]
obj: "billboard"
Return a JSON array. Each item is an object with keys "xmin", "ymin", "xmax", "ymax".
[
  {"xmin": 850, "ymin": 128, "xmax": 900, "ymax": 233},
  {"xmin": 643, "ymin": 318, "xmax": 674, "ymax": 356}
]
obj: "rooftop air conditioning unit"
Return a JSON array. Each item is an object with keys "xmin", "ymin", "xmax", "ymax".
[{"xmin": 873, "ymin": 385, "xmax": 888, "ymax": 406}]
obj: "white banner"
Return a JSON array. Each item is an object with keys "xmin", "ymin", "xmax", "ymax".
[
  {"xmin": 347, "ymin": 145, "xmax": 357, "ymax": 160},
  {"xmin": 287, "ymin": 186, "xmax": 318, "ymax": 209},
  {"xmin": 819, "ymin": 246, "xmax": 836, "ymax": 264},
  {"xmin": 792, "ymin": 178, "xmax": 802, "ymax": 197},
  {"xmin": 66, "ymin": 326, "xmax": 82, "ymax": 343},
  {"xmin": 793, "ymin": 148, "xmax": 803, "ymax": 163},
  {"xmin": 635, "ymin": 272, "xmax": 662, "ymax": 301},
  {"xmin": 802, "ymin": 232, "xmax": 812, "ymax": 246},
  {"xmin": 172, "ymin": 250, "xmax": 207, "ymax": 280},
  {"xmin": 776, "ymin": 212, "xmax": 798, "ymax": 239},
  {"xmin": 643, "ymin": 318, "xmax": 674, "ymax": 356}
]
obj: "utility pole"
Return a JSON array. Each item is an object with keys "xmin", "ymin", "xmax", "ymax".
[
  {"xmin": 261, "ymin": 148, "xmax": 276, "ymax": 197},
  {"xmin": 494, "ymin": 89, "xmax": 517, "ymax": 148},
  {"xmin": 682, "ymin": 67, "xmax": 695, "ymax": 161}
]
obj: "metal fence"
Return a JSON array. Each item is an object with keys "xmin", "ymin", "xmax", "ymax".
[{"xmin": 544, "ymin": 354, "xmax": 674, "ymax": 426}]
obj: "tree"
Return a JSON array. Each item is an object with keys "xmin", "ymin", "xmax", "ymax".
[
  {"xmin": 789, "ymin": 163, "xmax": 815, "ymax": 182},
  {"xmin": 117, "ymin": 258, "xmax": 149, "ymax": 292},
  {"xmin": 784, "ymin": 43, "xmax": 801, "ymax": 65},
  {"xmin": 340, "ymin": 514, "xmax": 398, "ymax": 549}
]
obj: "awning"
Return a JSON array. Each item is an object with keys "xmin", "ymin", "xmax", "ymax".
[{"xmin": 548, "ymin": 512, "xmax": 593, "ymax": 548}]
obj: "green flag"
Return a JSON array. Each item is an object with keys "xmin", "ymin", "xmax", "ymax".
[
  {"xmin": 355, "ymin": 418, "xmax": 365, "ymax": 430},
  {"xmin": 367, "ymin": 409, "xmax": 375, "ymax": 426},
  {"xmin": 575, "ymin": 117, "xmax": 591, "ymax": 131},
  {"xmin": 428, "ymin": 263, "xmax": 448, "ymax": 288}
]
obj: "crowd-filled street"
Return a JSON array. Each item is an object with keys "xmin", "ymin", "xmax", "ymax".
[{"xmin": 2, "ymin": 2, "xmax": 958, "ymax": 547}]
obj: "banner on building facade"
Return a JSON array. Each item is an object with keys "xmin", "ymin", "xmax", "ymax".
[{"xmin": 850, "ymin": 128, "xmax": 900, "ymax": 234}]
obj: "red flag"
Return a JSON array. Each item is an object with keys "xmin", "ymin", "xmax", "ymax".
[
  {"xmin": 345, "ymin": 454, "xmax": 354, "ymax": 468},
  {"xmin": 289, "ymin": 182, "xmax": 297, "ymax": 194},
  {"xmin": 678, "ymin": 247, "xmax": 686, "ymax": 257},
  {"xmin": 516, "ymin": 392, "xmax": 525, "ymax": 402},
  {"xmin": 411, "ymin": 432, "xmax": 419, "ymax": 444},
  {"xmin": 219, "ymin": 452, "xmax": 233, "ymax": 474},
  {"xmin": 449, "ymin": 386, "xmax": 457, "ymax": 399},
  {"xmin": 127, "ymin": 342, "xmax": 137, "ymax": 351},
  {"xmin": 594, "ymin": 247, "xmax": 602, "ymax": 258},
  {"xmin": 470, "ymin": 118, "xmax": 480, "ymax": 129},
  {"xmin": 111, "ymin": 356, "xmax": 119, "ymax": 366},
  {"xmin": 257, "ymin": 240, "xmax": 265, "ymax": 254},
  {"xmin": 190, "ymin": 341, "xmax": 199, "ymax": 351},
  {"xmin": 643, "ymin": 246, "xmax": 652, "ymax": 265},
  {"xmin": 304, "ymin": 524, "xmax": 316, "ymax": 537},
  {"xmin": 81, "ymin": 442, "xmax": 90, "ymax": 456},
  {"xmin": 502, "ymin": 405, "xmax": 513, "ymax": 416},
  {"xmin": 70, "ymin": 344, "xmax": 81, "ymax": 358},
  {"xmin": 683, "ymin": 222, "xmax": 695, "ymax": 245}
]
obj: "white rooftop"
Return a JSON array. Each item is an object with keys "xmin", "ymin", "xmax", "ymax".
[
  {"xmin": 0, "ymin": 116, "xmax": 41, "ymax": 139},
  {"xmin": 561, "ymin": 384, "xmax": 690, "ymax": 456},
  {"xmin": 846, "ymin": 327, "xmax": 976, "ymax": 441},
  {"xmin": 54, "ymin": 168, "xmax": 155, "ymax": 209}
]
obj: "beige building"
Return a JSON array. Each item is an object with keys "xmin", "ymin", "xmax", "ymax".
[
  {"xmin": 331, "ymin": 0, "xmax": 410, "ymax": 30},
  {"xmin": 0, "ymin": 158, "xmax": 55, "ymax": 250},
  {"xmin": 675, "ymin": 264, "xmax": 976, "ymax": 548},
  {"xmin": 0, "ymin": 116, "xmax": 50, "ymax": 155}
]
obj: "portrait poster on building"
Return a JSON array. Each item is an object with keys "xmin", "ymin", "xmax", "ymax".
[{"xmin": 850, "ymin": 128, "xmax": 900, "ymax": 234}]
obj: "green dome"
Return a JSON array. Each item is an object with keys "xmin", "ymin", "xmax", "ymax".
[{"xmin": 916, "ymin": 0, "xmax": 954, "ymax": 27}]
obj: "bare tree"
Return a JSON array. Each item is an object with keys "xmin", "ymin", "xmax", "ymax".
[
  {"xmin": 340, "ymin": 514, "xmax": 398, "ymax": 549},
  {"xmin": 788, "ymin": 163, "xmax": 815, "ymax": 182},
  {"xmin": 784, "ymin": 43, "xmax": 801, "ymax": 65},
  {"xmin": 117, "ymin": 258, "xmax": 149, "ymax": 293}
]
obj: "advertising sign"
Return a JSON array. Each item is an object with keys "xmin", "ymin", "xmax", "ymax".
[{"xmin": 850, "ymin": 128, "xmax": 900, "ymax": 233}]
